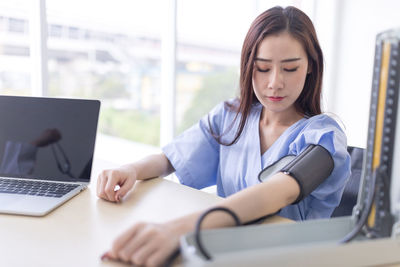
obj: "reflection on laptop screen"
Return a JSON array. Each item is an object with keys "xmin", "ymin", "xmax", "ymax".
[{"xmin": 0, "ymin": 96, "xmax": 100, "ymax": 182}]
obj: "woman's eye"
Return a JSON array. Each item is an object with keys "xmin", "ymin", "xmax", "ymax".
[
  {"xmin": 284, "ymin": 67, "xmax": 298, "ymax": 72},
  {"xmin": 257, "ymin": 67, "xmax": 270, "ymax": 73}
]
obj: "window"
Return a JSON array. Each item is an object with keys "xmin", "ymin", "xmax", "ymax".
[
  {"xmin": 0, "ymin": 0, "xmax": 309, "ymax": 166},
  {"xmin": 175, "ymin": 0, "xmax": 250, "ymax": 134},
  {"xmin": 0, "ymin": 1, "xmax": 31, "ymax": 96},
  {"xmin": 46, "ymin": 0, "xmax": 163, "ymax": 148},
  {"xmin": 175, "ymin": 0, "xmax": 306, "ymax": 135}
]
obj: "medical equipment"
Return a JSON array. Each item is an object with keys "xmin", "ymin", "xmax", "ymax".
[
  {"xmin": 258, "ymin": 144, "xmax": 334, "ymax": 203},
  {"xmin": 280, "ymin": 144, "xmax": 333, "ymax": 203},
  {"xmin": 179, "ymin": 28, "xmax": 400, "ymax": 266}
]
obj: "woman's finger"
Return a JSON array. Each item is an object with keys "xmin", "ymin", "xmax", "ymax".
[
  {"xmin": 98, "ymin": 172, "xmax": 109, "ymax": 200},
  {"xmin": 104, "ymin": 170, "xmax": 122, "ymax": 201},
  {"xmin": 130, "ymin": 240, "xmax": 158, "ymax": 266},
  {"xmin": 115, "ymin": 175, "xmax": 135, "ymax": 201},
  {"xmin": 145, "ymin": 241, "xmax": 179, "ymax": 267},
  {"xmin": 108, "ymin": 223, "xmax": 145, "ymax": 259},
  {"xmin": 117, "ymin": 223, "xmax": 156, "ymax": 262}
]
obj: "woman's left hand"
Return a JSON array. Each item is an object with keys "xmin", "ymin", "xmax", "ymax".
[{"xmin": 102, "ymin": 221, "xmax": 183, "ymax": 266}]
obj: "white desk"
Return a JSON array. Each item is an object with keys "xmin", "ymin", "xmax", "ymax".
[{"xmin": 1, "ymin": 172, "xmax": 290, "ymax": 267}]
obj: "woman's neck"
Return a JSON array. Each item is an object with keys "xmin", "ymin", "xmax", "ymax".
[{"xmin": 260, "ymin": 107, "xmax": 304, "ymax": 128}]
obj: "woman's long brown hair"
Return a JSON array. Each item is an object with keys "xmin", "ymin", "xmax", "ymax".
[{"xmin": 210, "ymin": 6, "xmax": 324, "ymax": 145}]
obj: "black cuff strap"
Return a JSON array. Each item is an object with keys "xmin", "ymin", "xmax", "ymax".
[
  {"xmin": 280, "ymin": 145, "xmax": 334, "ymax": 204},
  {"xmin": 194, "ymin": 207, "xmax": 241, "ymax": 260}
]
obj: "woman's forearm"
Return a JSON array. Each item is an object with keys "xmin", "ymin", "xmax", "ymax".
[
  {"xmin": 103, "ymin": 173, "xmax": 301, "ymax": 266},
  {"xmin": 168, "ymin": 172, "xmax": 300, "ymax": 233},
  {"xmin": 122, "ymin": 153, "xmax": 175, "ymax": 181},
  {"xmin": 218, "ymin": 172, "xmax": 300, "ymax": 223}
]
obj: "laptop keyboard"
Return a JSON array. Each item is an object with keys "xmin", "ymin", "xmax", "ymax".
[{"xmin": 0, "ymin": 178, "xmax": 80, "ymax": 198}]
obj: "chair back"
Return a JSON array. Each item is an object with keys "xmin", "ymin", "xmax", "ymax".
[{"xmin": 331, "ymin": 146, "xmax": 364, "ymax": 217}]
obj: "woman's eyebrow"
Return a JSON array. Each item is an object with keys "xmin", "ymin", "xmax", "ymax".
[{"xmin": 255, "ymin": 57, "xmax": 301, "ymax": 63}]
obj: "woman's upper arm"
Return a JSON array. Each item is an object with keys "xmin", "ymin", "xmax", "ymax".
[
  {"xmin": 161, "ymin": 102, "xmax": 229, "ymax": 189},
  {"xmin": 288, "ymin": 115, "xmax": 352, "ymax": 219}
]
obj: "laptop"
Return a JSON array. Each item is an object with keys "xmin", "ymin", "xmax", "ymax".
[{"xmin": 0, "ymin": 95, "xmax": 100, "ymax": 216}]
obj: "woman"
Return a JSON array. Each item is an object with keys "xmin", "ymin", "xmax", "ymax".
[{"xmin": 98, "ymin": 6, "xmax": 351, "ymax": 266}]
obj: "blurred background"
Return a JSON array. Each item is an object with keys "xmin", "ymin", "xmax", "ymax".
[{"xmin": 0, "ymin": 0, "xmax": 399, "ymax": 168}]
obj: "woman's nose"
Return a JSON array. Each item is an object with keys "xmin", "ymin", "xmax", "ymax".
[{"xmin": 268, "ymin": 69, "xmax": 284, "ymax": 90}]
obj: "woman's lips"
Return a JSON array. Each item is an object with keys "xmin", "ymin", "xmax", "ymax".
[{"xmin": 267, "ymin": 96, "xmax": 284, "ymax": 102}]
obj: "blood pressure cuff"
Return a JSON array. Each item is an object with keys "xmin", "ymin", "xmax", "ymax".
[{"xmin": 281, "ymin": 145, "xmax": 334, "ymax": 204}]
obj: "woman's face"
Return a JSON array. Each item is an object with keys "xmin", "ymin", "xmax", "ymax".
[{"xmin": 252, "ymin": 31, "xmax": 309, "ymax": 115}]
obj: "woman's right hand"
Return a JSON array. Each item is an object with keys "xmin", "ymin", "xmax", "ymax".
[{"xmin": 97, "ymin": 166, "xmax": 137, "ymax": 202}]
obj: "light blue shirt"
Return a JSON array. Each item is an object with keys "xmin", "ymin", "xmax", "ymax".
[{"xmin": 162, "ymin": 100, "xmax": 351, "ymax": 221}]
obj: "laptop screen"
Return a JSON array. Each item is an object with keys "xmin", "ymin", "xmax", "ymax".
[{"xmin": 0, "ymin": 96, "xmax": 100, "ymax": 182}]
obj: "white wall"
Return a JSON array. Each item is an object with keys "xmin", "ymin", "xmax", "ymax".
[{"xmin": 314, "ymin": 0, "xmax": 400, "ymax": 148}]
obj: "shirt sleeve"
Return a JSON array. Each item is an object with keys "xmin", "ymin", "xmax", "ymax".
[
  {"xmin": 288, "ymin": 115, "xmax": 351, "ymax": 220},
  {"xmin": 162, "ymin": 102, "xmax": 227, "ymax": 189}
]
